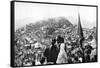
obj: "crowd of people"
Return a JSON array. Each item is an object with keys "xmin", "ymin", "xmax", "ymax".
[
  {"xmin": 14, "ymin": 17, "xmax": 97, "ymax": 67},
  {"xmin": 14, "ymin": 32, "xmax": 97, "ymax": 66}
]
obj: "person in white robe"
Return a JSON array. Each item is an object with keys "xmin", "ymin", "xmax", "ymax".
[{"xmin": 56, "ymin": 43, "xmax": 68, "ymax": 64}]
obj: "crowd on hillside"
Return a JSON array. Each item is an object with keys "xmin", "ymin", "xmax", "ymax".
[
  {"xmin": 14, "ymin": 29, "xmax": 97, "ymax": 66},
  {"xmin": 14, "ymin": 17, "xmax": 97, "ymax": 67}
]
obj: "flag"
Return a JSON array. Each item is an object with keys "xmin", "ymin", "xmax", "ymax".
[
  {"xmin": 77, "ymin": 14, "xmax": 84, "ymax": 40},
  {"xmin": 77, "ymin": 13, "xmax": 85, "ymax": 62}
]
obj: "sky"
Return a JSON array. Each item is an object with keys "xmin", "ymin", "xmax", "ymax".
[{"xmin": 15, "ymin": 2, "xmax": 97, "ymax": 30}]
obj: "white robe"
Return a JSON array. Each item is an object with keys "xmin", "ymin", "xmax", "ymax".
[
  {"xmin": 90, "ymin": 48, "xmax": 97, "ymax": 61},
  {"xmin": 35, "ymin": 55, "xmax": 41, "ymax": 65},
  {"xmin": 89, "ymin": 39, "xmax": 96, "ymax": 48},
  {"xmin": 56, "ymin": 43, "xmax": 68, "ymax": 64}
]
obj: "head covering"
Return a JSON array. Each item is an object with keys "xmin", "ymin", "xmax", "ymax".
[{"xmin": 57, "ymin": 35, "xmax": 64, "ymax": 44}]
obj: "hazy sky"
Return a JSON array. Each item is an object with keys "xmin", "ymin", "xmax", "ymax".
[{"xmin": 15, "ymin": 2, "xmax": 96, "ymax": 30}]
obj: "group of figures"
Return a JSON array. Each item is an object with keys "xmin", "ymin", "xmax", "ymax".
[
  {"xmin": 14, "ymin": 17, "xmax": 97, "ymax": 67},
  {"xmin": 14, "ymin": 34, "xmax": 97, "ymax": 67}
]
